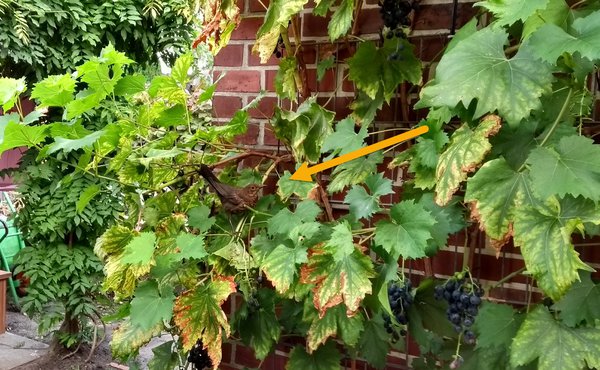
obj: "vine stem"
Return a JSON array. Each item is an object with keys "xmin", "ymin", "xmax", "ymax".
[{"xmin": 491, "ymin": 267, "xmax": 526, "ymax": 289}]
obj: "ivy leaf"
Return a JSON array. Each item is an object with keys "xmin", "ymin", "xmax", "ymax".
[
  {"xmin": 474, "ymin": 0, "xmax": 550, "ymax": 27},
  {"xmin": 301, "ymin": 246, "xmax": 374, "ymax": 317},
  {"xmin": 465, "ymin": 158, "xmax": 535, "ymax": 248},
  {"xmin": 328, "ymin": 0, "xmax": 353, "ymax": 41},
  {"xmin": 30, "ymin": 74, "xmax": 75, "ymax": 107},
  {"xmin": 173, "ymin": 276, "xmax": 236, "ymax": 368},
  {"xmin": 147, "ymin": 341, "xmax": 178, "ymax": 370},
  {"xmin": 374, "ymin": 200, "xmax": 436, "ymax": 260},
  {"xmin": 273, "ymin": 97, "xmax": 335, "ymax": 163},
  {"xmin": 187, "ymin": 205, "xmax": 216, "ymax": 233},
  {"xmin": 328, "ymin": 152, "xmax": 383, "ymax": 194},
  {"xmin": 277, "ymin": 171, "xmax": 317, "ymax": 201},
  {"xmin": 275, "ymin": 57, "xmax": 298, "ymax": 101},
  {"xmin": 317, "ymin": 56, "xmax": 335, "ymax": 82},
  {"xmin": 528, "ymin": 11, "xmax": 600, "ymax": 64},
  {"xmin": 473, "ymin": 302, "xmax": 525, "ymax": 349},
  {"xmin": 237, "ymin": 289, "xmax": 281, "ymax": 360},
  {"xmin": 527, "ymin": 135, "xmax": 600, "ymax": 201},
  {"xmin": 121, "ymin": 232, "xmax": 156, "ymax": 266},
  {"xmin": 111, "ymin": 319, "xmax": 163, "ymax": 360},
  {"xmin": 46, "ymin": 130, "xmax": 106, "ymax": 155},
  {"xmin": 253, "ymin": 0, "xmax": 309, "ymax": 63},
  {"xmin": 323, "ymin": 221, "xmax": 355, "ymax": 261},
  {"xmin": 511, "ymin": 306, "xmax": 600, "ymax": 370},
  {"xmin": 307, "ymin": 305, "xmax": 363, "ymax": 352},
  {"xmin": 357, "ymin": 316, "xmax": 389, "ymax": 370},
  {"xmin": 344, "ymin": 173, "xmax": 393, "ymax": 220},
  {"xmin": 552, "ymin": 271, "xmax": 600, "ymax": 327},
  {"xmin": 418, "ymin": 27, "xmax": 553, "ymax": 125},
  {"xmin": 513, "ymin": 197, "xmax": 599, "ymax": 300},
  {"xmin": 175, "ymin": 233, "xmax": 207, "ymax": 260},
  {"xmin": 76, "ymin": 184, "xmax": 101, "ymax": 213},
  {"xmin": 435, "ymin": 115, "xmax": 502, "ymax": 206},
  {"xmin": 287, "ymin": 342, "xmax": 341, "ymax": 370},
  {"xmin": 130, "ymin": 281, "xmax": 175, "ymax": 330},
  {"xmin": 114, "ymin": 74, "xmax": 146, "ymax": 96},
  {"xmin": 321, "ymin": 117, "xmax": 368, "ymax": 159}
]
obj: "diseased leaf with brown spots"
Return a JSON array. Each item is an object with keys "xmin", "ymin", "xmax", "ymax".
[
  {"xmin": 435, "ymin": 115, "xmax": 502, "ymax": 206},
  {"xmin": 301, "ymin": 245, "xmax": 374, "ymax": 317},
  {"xmin": 173, "ymin": 276, "xmax": 236, "ymax": 368}
]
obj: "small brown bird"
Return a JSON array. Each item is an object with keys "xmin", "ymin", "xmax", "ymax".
[{"xmin": 198, "ymin": 164, "xmax": 263, "ymax": 213}]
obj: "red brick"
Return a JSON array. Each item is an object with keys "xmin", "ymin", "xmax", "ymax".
[
  {"xmin": 248, "ymin": 96, "xmax": 278, "ymax": 118},
  {"xmin": 413, "ymin": 4, "xmax": 478, "ymax": 31},
  {"xmin": 355, "ymin": 8, "xmax": 383, "ymax": 35},
  {"xmin": 222, "ymin": 342, "xmax": 233, "ymax": 364},
  {"xmin": 235, "ymin": 344, "xmax": 261, "ymax": 367},
  {"xmin": 213, "ymin": 95, "xmax": 243, "ymax": 118},
  {"xmin": 415, "ymin": 36, "xmax": 448, "ymax": 62},
  {"xmin": 265, "ymin": 69, "xmax": 278, "ymax": 92},
  {"xmin": 214, "ymin": 70, "xmax": 261, "ymax": 92},
  {"xmin": 316, "ymin": 96, "xmax": 352, "ymax": 120},
  {"xmin": 306, "ymin": 67, "xmax": 337, "ymax": 92},
  {"xmin": 302, "ymin": 12, "xmax": 330, "ymax": 38},
  {"xmin": 248, "ymin": 0, "xmax": 270, "ymax": 12},
  {"xmin": 248, "ymin": 44, "xmax": 282, "ymax": 66},
  {"xmin": 260, "ymin": 353, "xmax": 288, "ymax": 370},
  {"xmin": 263, "ymin": 123, "xmax": 281, "ymax": 146},
  {"xmin": 237, "ymin": 122, "xmax": 261, "ymax": 145},
  {"xmin": 232, "ymin": 16, "xmax": 265, "ymax": 40},
  {"xmin": 214, "ymin": 44, "xmax": 244, "ymax": 67}
]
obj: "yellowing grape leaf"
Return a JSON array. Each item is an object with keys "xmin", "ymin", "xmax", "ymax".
[
  {"xmin": 307, "ymin": 304, "xmax": 363, "ymax": 353},
  {"xmin": 435, "ymin": 115, "xmax": 502, "ymax": 206},
  {"xmin": 111, "ymin": 319, "xmax": 163, "ymax": 360},
  {"xmin": 328, "ymin": 0, "xmax": 353, "ymax": 41},
  {"xmin": 173, "ymin": 276, "xmax": 236, "ymax": 368}
]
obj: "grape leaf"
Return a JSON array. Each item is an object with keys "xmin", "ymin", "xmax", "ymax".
[
  {"xmin": 130, "ymin": 281, "xmax": 175, "ymax": 330},
  {"xmin": 175, "ymin": 233, "xmax": 207, "ymax": 260},
  {"xmin": 513, "ymin": 197, "xmax": 599, "ymax": 300},
  {"xmin": 374, "ymin": 200, "xmax": 436, "ymax": 260},
  {"xmin": 173, "ymin": 276, "xmax": 236, "ymax": 368},
  {"xmin": 301, "ymin": 246, "xmax": 374, "ymax": 317},
  {"xmin": 237, "ymin": 289, "xmax": 281, "ymax": 360},
  {"xmin": 522, "ymin": 0, "xmax": 569, "ymax": 40},
  {"xmin": 528, "ymin": 11, "xmax": 600, "ymax": 64},
  {"xmin": 418, "ymin": 27, "xmax": 553, "ymax": 125},
  {"xmin": 416, "ymin": 193, "xmax": 465, "ymax": 256},
  {"xmin": 0, "ymin": 77, "xmax": 26, "ymax": 111},
  {"xmin": 275, "ymin": 57, "xmax": 298, "ymax": 101},
  {"xmin": 121, "ymin": 232, "xmax": 157, "ymax": 266},
  {"xmin": 277, "ymin": 171, "xmax": 317, "ymax": 201},
  {"xmin": 287, "ymin": 341, "xmax": 341, "ymax": 370},
  {"xmin": 511, "ymin": 306, "xmax": 600, "ymax": 370},
  {"xmin": 527, "ymin": 135, "xmax": 600, "ymax": 201},
  {"xmin": 317, "ymin": 56, "xmax": 335, "ymax": 82},
  {"xmin": 253, "ymin": 0, "xmax": 309, "ymax": 63},
  {"xmin": 344, "ymin": 173, "xmax": 393, "ymax": 221},
  {"xmin": 323, "ymin": 221, "xmax": 354, "ymax": 262},
  {"xmin": 552, "ymin": 271, "xmax": 600, "ymax": 327},
  {"xmin": 473, "ymin": 302, "xmax": 525, "ymax": 349},
  {"xmin": 475, "ymin": 0, "xmax": 550, "ymax": 27},
  {"xmin": 307, "ymin": 304, "xmax": 363, "ymax": 353},
  {"xmin": 267, "ymin": 200, "xmax": 321, "ymax": 237},
  {"xmin": 261, "ymin": 241, "xmax": 309, "ymax": 294},
  {"xmin": 0, "ymin": 122, "xmax": 50, "ymax": 154},
  {"xmin": 187, "ymin": 205, "xmax": 216, "ymax": 233},
  {"xmin": 328, "ymin": 152, "xmax": 383, "ymax": 194},
  {"xmin": 465, "ymin": 158, "xmax": 536, "ymax": 248},
  {"xmin": 321, "ymin": 117, "xmax": 368, "ymax": 159},
  {"xmin": 111, "ymin": 319, "xmax": 163, "ymax": 360},
  {"xmin": 30, "ymin": 74, "xmax": 75, "ymax": 107},
  {"xmin": 171, "ymin": 53, "xmax": 193, "ymax": 85},
  {"xmin": 350, "ymin": 90, "xmax": 385, "ymax": 125},
  {"xmin": 147, "ymin": 341, "xmax": 178, "ymax": 370},
  {"xmin": 357, "ymin": 316, "xmax": 389, "ymax": 370},
  {"xmin": 114, "ymin": 74, "xmax": 146, "ymax": 96},
  {"xmin": 435, "ymin": 115, "xmax": 502, "ymax": 206},
  {"xmin": 328, "ymin": 0, "xmax": 353, "ymax": 41},
  {"xmin": 46, "ymin": 130, "xmax": 106, "ymax": 155},
  {"xmin": 461, "ymin": 345, "xmax": 517, "ymax": 370}
]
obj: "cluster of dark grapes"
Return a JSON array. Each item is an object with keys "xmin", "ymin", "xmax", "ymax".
[
  {"xmin": 434, "ymin": 273, "xmax": 483, "ymax": 345},
  {"xmin": 383, "ymin": 279, "xmax": 413, "ymax": 342},
  {"xmin": 188, "ymin": 339, "xmax": 212, "ymax": 370},
  {"xmin": 379, "ymin": 0, "xmax": 418, "ymax": 39}
]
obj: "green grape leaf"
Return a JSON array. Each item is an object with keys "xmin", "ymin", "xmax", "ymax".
[
  {"xmin": 114, "ymin": 74, "xmax": 146, "ymax": 96},
  {"xmin": 416, "ymin": 193, "xmax": 465, "ymax": 256},
  {"xmin": 301, "ymin": 246, "xmax": 374, "ymax": 317},
  {"xmin": 267, "ymin": 200, "xmax": 322, "ymax": 237},
  {"xmin": 130, "ymin": 281, "xmax": 175, "ymax": 330},
  {"xmin": 277, "ymin": 171, "xmax": 317, "ymax": 201},
  {"xmin": 171, "ymin": 53, "xmax": 193, "ymax": 85},
  {"xmin": 348, "ymin": 38, "xmax": 421, "ymax": 101},
  {"xmin": 213, "ymin": 240, "xmax": 255, "ymax": 270},
  {"xmin": 465, "ymin": 158, "xmax": 535, "ymax": 246},
  {"xmin": 528, "ymin": 11, "xmax": 600, "ymax": 64},
  {"xmin": 175, "ymin": 233, "xmax": 207, "ymax": 260},
  {"xmin": 273, "ymin": 97, "xmax": 335, "ymax": 163},
  {"xmin": 473, "ymin": 302, "xmax": 525, "ymax": 349},
  {"xmin": 461, "ymin": 345, "xmax": 516, "ymax": 370},
  {"xmin": 0, "ymin": 122, "xmax": 50, "ymax": 154},
  {"xmin": 522, "ymin": 0, "xmax": 569, "ymax": 39},
  {"xmin": 321, "ymin": 117, "xmax": 368, "ymax": 159},
  {"xmin": 111, "ymin": 319, "xmax": 163, "ymax": 360},
  {"xmin": 262, "ymin": 243, "xmax": 308, "ymax": 294},
  {"xmin": 307, "ymin": 305, "xmax": 363, "ymax": 352},
  {"xmin": 0, "ymin": 77, "xmax": 26, "ymax": 111},
  {"xmin": 313, "ymin": 0, "xmax": 335, "ymax": 16},
  {"xmin": 513, "ymin": 197, "xmax": 599, "ymax": 300},
  {"xmin": 253, "ymin": 0, "xmax": 309, "ymax": 63},
  {"xmin": 350, "ymin": 90, "xmax": 385, "ymax": 125},
  {"xmin": 46, "ymin": 130, "xmax": 106, "ymax": 155},
  {"xmin": 65, "ymin": 92, "xmax": 103, "ymax": 119},
  {"xmin": 238, "ymin": 289, "xmax": 281, "ymax": 360},
  {"xmin": 121, "ymin": 232, "xmax": 157, "ymax": 266},
  {"xmin": 328, "ymin": 0, "xmax": 353, "ymax": 41},
  {"xmin": 344, "ymin": 173, "xmax": 393, "ymax": 220},
  {"xmin": 30, "ymin": 74, "xmax": 75, "ymax": 107},
  {"xmin": 511, "ymin": 306, "xmax": 600, "ymax": 370},
  {"xmin": 187, "ymin": 205, "xmax": 216, "ymax": 233},
  {"xmin": 317, "ymin": 56, "xmax": 335, "ymax": 82},
  {"xmin": 475, "ymin": 0, "xmax": 550, "ymax": 27},
  {"xmin": 527, "ymin": 135, "xmax": 600, "ymax": 201},
  {"xmin": 418, "ymin": 27, "xmax": 553, "ymax": 125},
  {"xmin": 76, "ymin": 184, "xmax": 101, "ymax": 213},
  {"xmin": 357, "ymin": 316, "xmax": 389, "ymax": 370},
  {"xmin": 287, "ymin": 342, "xmax": 341, "ymax": 370},
  {"xmin": 328, "ymin": 152, "xmax": 383, "ymax": 194},
  {"xmin": 374, "ymin": 200, "xmax": 436, "ymax": 260},
  {"xmin": 275, "ymin": 57, "xmax": 298, "ymax": 101},
  {"xmin": 173, "ymin": 276, "xmax": 236, "ymax": 367},
  {"xmin": 94, "ymin": 225, "xmax": 135, "ymax": 258},
  {"xmin": 552, "ymin": 271, "xmax": 600, "ymax": 327},
  {"xmin": 323, "ymin": 221, "xmax": 355, "ymax": 261},
  {"xmin": 147, "ymin": 341, "xmax": 178, "ymax": 370},
  {"xmin": 435, "ymin": 116, "xmax": 502, "ymax": 206}
]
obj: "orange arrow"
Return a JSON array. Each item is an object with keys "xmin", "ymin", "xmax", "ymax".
[{"xmin": 290, "ymin": 125, "xmax": 429, "ymax": 182}]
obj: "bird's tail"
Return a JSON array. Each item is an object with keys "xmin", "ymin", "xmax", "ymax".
[{"xmin": 198, "ymin": 164, "xmax": 229, "ymax": 197}]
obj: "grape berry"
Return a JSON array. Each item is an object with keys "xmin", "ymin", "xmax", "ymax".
[
  {"xmin": 383, "ymin": 279, "xmax": 413, "ymax": 342},
  {"xmin": 188, "ymin": 339, "xmax": 213, "ymax": 370},
  {"xmin": 434, "ymin": 273, "xmax": 483, "ymax": 345},
  {"xmin": 379, "ymin": 0, "xmax": 417, "ymax": 39}
]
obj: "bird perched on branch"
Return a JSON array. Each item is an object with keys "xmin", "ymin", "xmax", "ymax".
[{"xmin": 198, "ymin": 164, "xmax": 263, "ymax": 213}]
